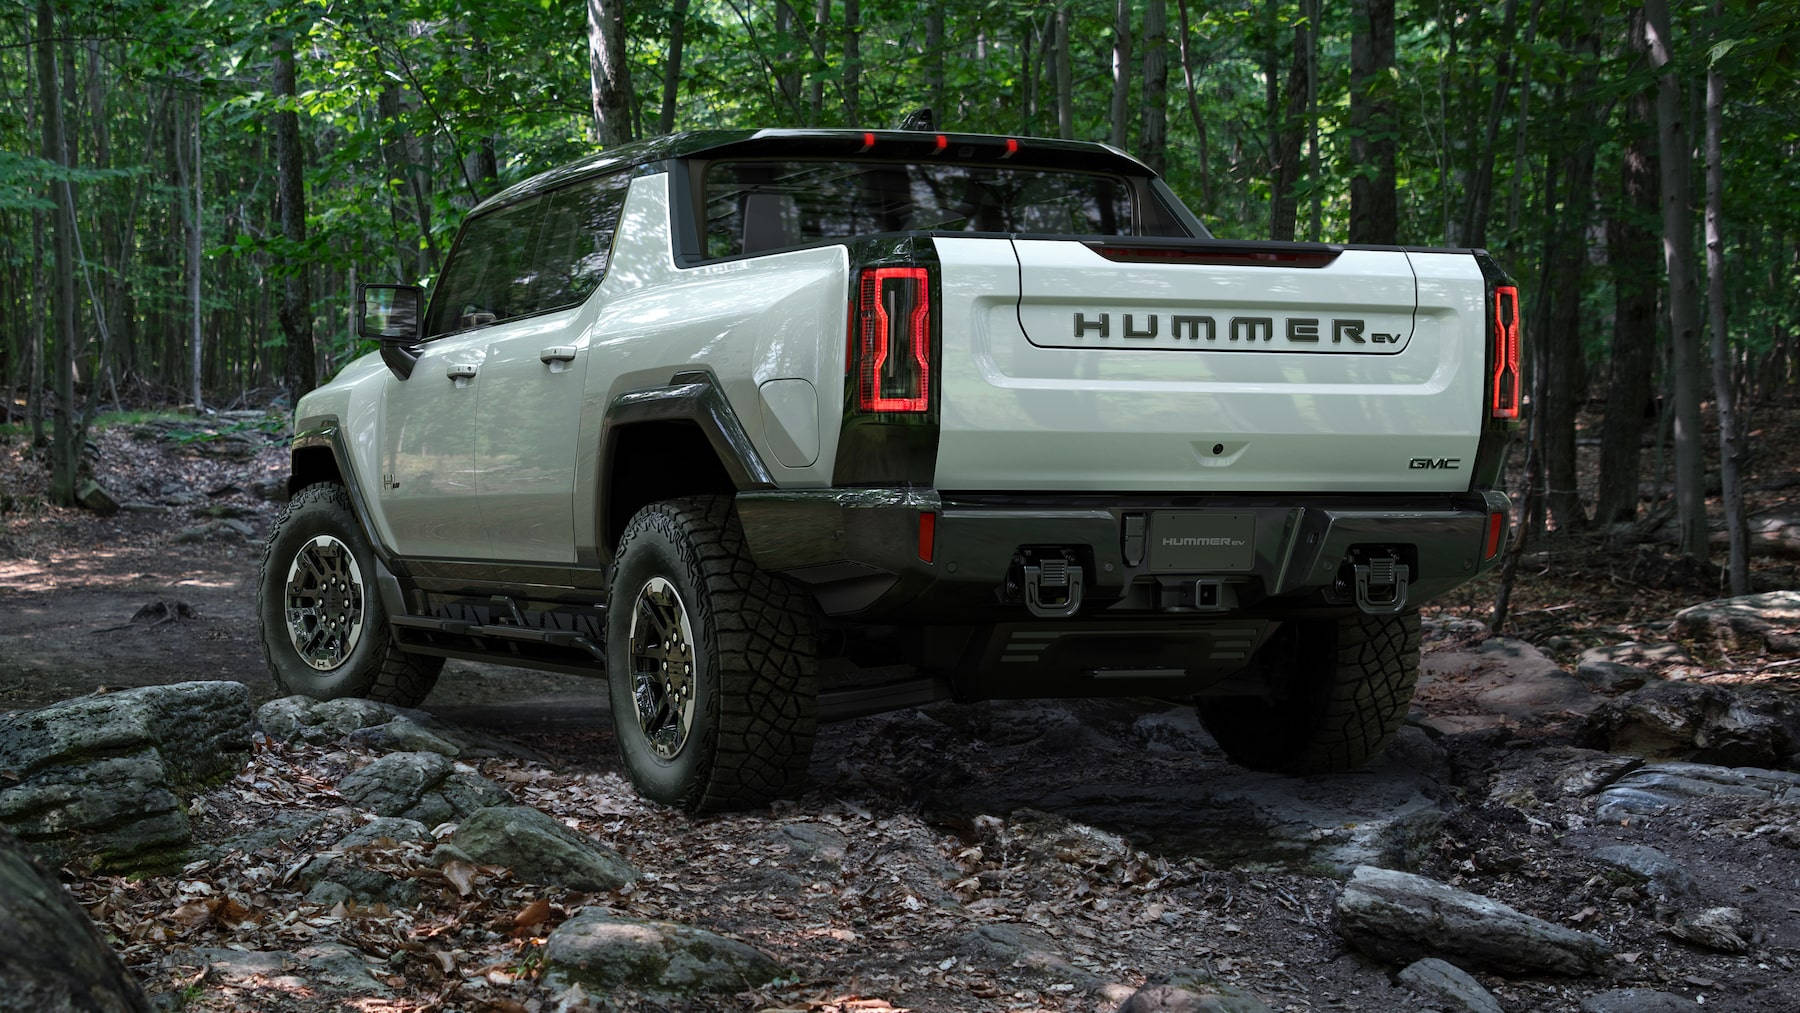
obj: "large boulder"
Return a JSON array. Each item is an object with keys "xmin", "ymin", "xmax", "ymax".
[
  {"xmin": 541, "ymin": 909, "xmax": 784, "ymax": 995},
  {"xmin": 0, "ymin": 682, "xmax": 252, "ymax": 869},
  {"xmin": 0, "ymin": 826, "xmax": 152, "ymax": 1012},
  {"xmin": 1673, "ymin": 591, "xmax": 1800, "ymax": 658},
  {"xmin": 1581, "ymin": 682, "xmax": 1800, "ymax": 769},
  {"xmin": 1335, "ymin": 865, "xmax": 1612, "ymax": 976},
  {"xmin": 451, "ymin": 806, "xmax": 637, "ymax": 892},
  {"xmin": 1594, "ymin": 761, "xmax": 1800, "ymax": 822}
]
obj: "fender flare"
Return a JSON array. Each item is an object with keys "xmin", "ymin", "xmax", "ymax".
[{"xmin": 287, "ymin": 418, "xmax": 409, "ymax": 615}]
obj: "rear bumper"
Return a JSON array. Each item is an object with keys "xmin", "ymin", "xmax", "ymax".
[{"xmin": 736, "ymin": 487, "xmax": 1510, "ymax": 622}]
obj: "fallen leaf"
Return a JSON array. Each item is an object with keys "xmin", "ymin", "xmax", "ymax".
[
  {"xmin": 442, "ymin": 860, "xmax": 479, "ymax": 897},
  {"xmin": 513, "ymin": 898, "xmax": 552, "ymax": 930}
]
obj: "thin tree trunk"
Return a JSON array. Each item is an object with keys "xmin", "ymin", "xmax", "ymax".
[
  {"xmin": 1598, "ymin": 9, "xmax": 1659, "ymax": 525},
  {"xmin": 1140, "ymin": 0, "xmax": 1168, "ymax": 175},
  {"xmin": 587, "ymin": 0, "xmax": 633, "ymax": 145},
  {"xmin": 658, "ymin": 0, "xmax": 690, "ymax": 134},
  {"xmin": 1349, "ymin": 0, "xmax": 1397, "ymax": 244},
  {"xmin": 377, "ymin": 86, "xmax": 438, "ymax": 279},
  {"xmin": 274, "ymin": 32, "xmax": 314, "ymax": 398},
  {"xmin": 1704, "ymin": 10, "xmax": 1747, "ymax": 592},
  {"xmin": 843, "ymin": 0, "xmax": 861, "ymax": 125},
  {"xmin": 1174, "ymin": 0, "xmax": 1213, "ymax": 212},
  {"xmin": 926, "ymin": 7, "xmax": 946, "ymax": 121},
  {"xmin": 38, "ymin": 0, "xmax": 79, "ymax": 504},
  {"xmin": 1643, "ymin": 0, "xmax": 1708, "ymax": 561},
  {"xmin": 1462, "ymin": 0, "xmax": 1522, "ymax": 248},
  {"xmin": 1054, "ymin": 6, "xmax": 1074, "ymax": 139},
  {"xmin": 186, "ymin": 103, "xmax": 204, "ymax": 412},
  {"xmin": 773, "ymin": 1, "xmax": 803, "ymax": 122},
  {"xmin": 1270, "ymin": 21, "xmax": 1308, "ymax": 242},
  {"xmin": 1305, "ymin": 0, "xmax": 1320, "ymax": 240},
  {"xmin": 1109, "ymin": 0, "xmax": 1132, "ymax": 149},
  {"xmin": 1507, "ymin": 2, "xmax": 1541, "ymax": 237}
]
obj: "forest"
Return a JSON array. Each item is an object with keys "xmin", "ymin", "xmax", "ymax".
[{"xmin": 2, "ymin": 0, "xmax": 1798, "ymax": 592}]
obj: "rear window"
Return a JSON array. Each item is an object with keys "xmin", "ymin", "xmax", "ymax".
[{"xmin": 702, "ymin": 159, "xmax": 1187, "ymax": 259}]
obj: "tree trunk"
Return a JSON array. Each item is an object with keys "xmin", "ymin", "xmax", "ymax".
[
  {"xmin": 1704, "ymin": 10, "xmax": 1747, "ymax": 593},
  {"xmin": 38, "ymin": 0, "xmax": 80, "ymax": 505},
  {"xmin": 273, "ymin": 33, "xmax": 314, "ymax": 398},
  {"xmin": 773, "ymin": 1, "xmax": 803, "ymax": 123},
  {"xmin": 1054, "ymin": 6, "xmax": 1074, "ymax": 139},
  {"xmin": 1598, "ymin": 10, "xmax": 1659, "ymax": 525},
  {"xmin": 1139, "ymin": 0, "xmax": 1168, "ymax": 175},
  {"xmin": 658, "ymin": 0, "xmax": 690, "ymax": 134},
  {"xmin": 843, "ymin": 0, "xmax": 861, "ymax": 125},
  {"xmin": 1349, "ymin": 0, "xmax": 1397, "ymax": 244},
  {"xmin": 587, "ymin": 0, "xmax": 633, "ymax": 145},
  {"xmin": 1304, "ymin": 0, "xmax": 1321, "ymax": 240},
  {"xmin": 926, "ymin": 6, "xmax": 946, "ymax": 122},
  {"xmin": 1643, "ymin": 0, "xmax": 1708, "ymax": 562},
  {"xmin": 1461, "ymin": 0, "xmax": 1522, "ymax": 248},
  {"xmin": 1173, "ymin": 0, "xmax": 1213, "ymax": 213},
  {"xmin": 1269, "ymin": 21, "xmax": 1308, "ymax": 242},
  {"xmin": 186, "ymin": 101, "xmax": 204, "ymax": 412},
  {"xmin": 1109, "ymin": 0, "xmax": 1133, "ymax": 149}
]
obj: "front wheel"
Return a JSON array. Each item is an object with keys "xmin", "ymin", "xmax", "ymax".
[
  {"xmin": 606, "ymin": 497, "xmax": 818, "ymax": 812},
  {"xmin": 257, "ymin": 483, "xmax": 441, "ymax": 706},
  {"xmin": 1197, "ymin": 611, "xmax": 1420, "ymax": 774}
]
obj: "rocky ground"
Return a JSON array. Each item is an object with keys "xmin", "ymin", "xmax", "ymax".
[{"xmin": 1, "ymin": 409, "xmax": 1799, "ymax": 1012}]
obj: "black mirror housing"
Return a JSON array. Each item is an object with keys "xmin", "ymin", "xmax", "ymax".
[{"xmin": 359, "ymin": 283, "xmax": 425, "ymax": 380}]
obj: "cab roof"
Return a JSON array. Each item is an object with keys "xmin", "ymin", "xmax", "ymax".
[{"xmin": 476, "ymin": 128, "xmax": 1152, "ymax": 215}]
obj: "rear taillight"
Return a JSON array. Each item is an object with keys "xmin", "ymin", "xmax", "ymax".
[
  {"xmin": 853, "ymin": 266, "xmax": 933, "ymax": 413},
  {"xmin": 1490, "ymin": 284, "xmax": 1521, "ymax": 419}
]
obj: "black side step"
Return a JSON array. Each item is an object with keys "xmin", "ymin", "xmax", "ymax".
[
  {"xmin": 390, "ymin": 612, "xmax": 607, "ymax": 665},
  {"xmin": 819, "ymin": 677, "xmax": 952, "ymax": 723}
]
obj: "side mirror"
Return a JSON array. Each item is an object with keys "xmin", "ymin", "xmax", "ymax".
[{"xmin": 359, "ymin": 283, "xmax": 425, "ymax": 380}]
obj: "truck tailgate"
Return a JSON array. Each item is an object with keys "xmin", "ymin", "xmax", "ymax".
[{"xmin": 933, "ymin": 238, "xmax": 1486, "ymax": 493}]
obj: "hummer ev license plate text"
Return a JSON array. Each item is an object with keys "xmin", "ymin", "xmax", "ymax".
[{"xmin": 1148, "ymin": 512, "xmax": 1256, "ymax": 572}]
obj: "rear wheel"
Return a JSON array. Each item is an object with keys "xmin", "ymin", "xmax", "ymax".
[
  {"xmin": 258, "ymin": 483, "xmax": 441, "ymax": 706},
  {"xmin": 1197, "ymin": 611, "xmax": 1420, "ymax": 774},
  {"xmin": 606, "ymin": 496, "xmax": 818, "ymax": 812}
]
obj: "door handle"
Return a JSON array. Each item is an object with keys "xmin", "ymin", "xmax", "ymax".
[
  {"xmin": 446, "ymin": 363, "xmax": 479, "ymax": 380},
  {"xmin": 539, "ymin": 346, "xmax": 578, "ymax": 364}
]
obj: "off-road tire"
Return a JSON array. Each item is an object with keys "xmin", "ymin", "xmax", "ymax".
[
  {"xmin": 606, "ymin": 496, "xmax": 818, "ymax": 813},
  {"xmin": 258, "ymin": 482, "xmax": 441, "ymax": 706},
  {"xmin": 1197, "ymin": 611, "xmax": 1420, "ymax": 774}
]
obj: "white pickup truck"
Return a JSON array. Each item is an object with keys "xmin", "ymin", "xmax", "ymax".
[{"xmin": 259, "ymin": 128, "xmax": 1520, "ymax": 812}]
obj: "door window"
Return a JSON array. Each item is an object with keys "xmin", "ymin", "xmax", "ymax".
[{"xmin": 424, "ymin": 174, "xmax": 630, "ymax": 338}]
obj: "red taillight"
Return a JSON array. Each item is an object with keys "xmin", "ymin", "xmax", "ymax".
[
  {"xmin": 1490, "ymin": 285, "xmax": 1521, "ymax": 419},
  {"xmin": 1484, "ymin": 510, "xmax": 1506, "ymax": 560},
  {"xmin": 854, "ymin": 266, "xmax": 932, "ymax": 413},
  {"xmin": 917, "ymin": 511, "xmax": 936, "ymax": 562}
]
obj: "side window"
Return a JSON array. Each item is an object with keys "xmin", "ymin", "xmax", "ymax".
[{"xmin": 424, "ymin": 173, "xmax": 630, "ymax": 338}]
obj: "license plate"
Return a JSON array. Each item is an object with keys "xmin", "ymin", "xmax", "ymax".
[{"xmin": 1149, "ymin": 512, "xmax": 1256, "ymax": 572}]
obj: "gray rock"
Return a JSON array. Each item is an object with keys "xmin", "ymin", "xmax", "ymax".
[
  {"xmin": 0, "ymin": 826, "xmax": 154, "ymax": 1012},
  {"xmin": 767, "ymin": 822, "xmax": 848, "ymax": 863},
  {"xmin": 0, "ymin": 682, "xmax": 251, "ymax": 869},
  {"xmin": 76, "ymin": 479, "xmax": 120, "ymax": 516},
  {"xmin": 207, "ymin": 810, "xmax": 331, "ymax": 860},
  {"xmin": 542, "ymin": 908, "xmax": 783, "ymax": 994},
  {"xmin": 1395, "ymin": 958, "xmax": 1503, "ymax": 1013},
  {"xmin": 451, "ymin": 806, "xmax": 636, "ymax": 891},
  {"xmin": 1590, "ymin": 844, "xmax": 1697, "ymax": 901},
  {"xmin": 1335, "ymin": 865, "xmax": 1612, "ymax": 976},
  {"xmin": 333, "ymin": 752, "xmax": 507, "ymax": 826},
  {"xmin": 1673, "ymin": 591, "xmax": 1800, "ymax": 657},
  {"xmin": 258, "ymin": 696, "xmax": 401, "ymax": 744},
  {"xmin": 343, "ymin": 717, "xmax": 462, "ymax": 757},
  {"xmin": 957, "ymin": 921, "xmax": 1099, "ymax": 987},
  {"xmin": 297, "ymin": 817, "xmax": 434, "ymax": 905},
  {"xmin": 1582, "ymin": 681, "xmax": 1800, "ymax": 769},
  {"xmin": 336, "ymin": 751, "xmax": 454, "ymax": 815},
  {"xmin": 1117, "ymin": 979, "xmax": 1274, "ymax": 1013},
  {"xmin": 1595, "ymin": 761, "xmax": 1800, "ymax": 821},
  {"xmin": 1670, "ymin": 906, "xmax": 1754, "ymax": 954},
  {"xmin": 1575, "ymin": 642, "xmax": 1693, "ymax": 692},
  {"xmin": 296, "ymin": 941, "xmax": 391, "ymax": 993},
  {"xmin": 1580, "ymin": 988, "xmax": 1701, "ymax": 1012}
]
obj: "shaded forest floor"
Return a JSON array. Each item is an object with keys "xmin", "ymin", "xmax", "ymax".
[{"xmin": 1, "ymin": 400, "xmax": 1798, "ymax": 1012}]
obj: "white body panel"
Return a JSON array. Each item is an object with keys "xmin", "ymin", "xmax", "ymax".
[
  {"xmin": 376, "ymin": 331, "xmax": 484, "ymax": 557},
  {"xmin": 474, "ymin": 308, "xmax": 591, "ymax": 563},
  {"xmin": 935, "ymin": 239, "xmax": 1484, "ymax": 493}
]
